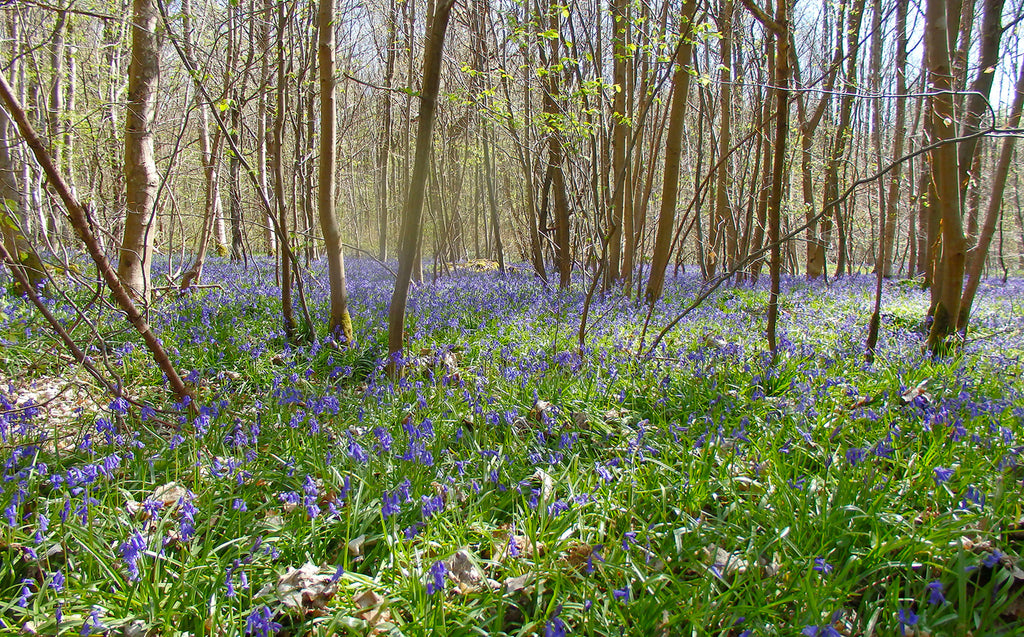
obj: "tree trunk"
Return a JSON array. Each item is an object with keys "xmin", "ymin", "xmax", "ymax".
[
  {"xmin": 881, "ymin": 0, "xmax": 907, "ymax": 278},
  {"xmin": 924, "ymin": 0, "xmax": 967, "ymax": 353},
  {"xmin": 957, "ymin": 53, "xmax": 1024, "ymax": 332},
  {"xmin": 605, "ymin": 0, "xmax": 628, "ymax": 287},
  {"xmin": 644, "ymin": 0, "xmax": 699, "ymax": 304},
  {"xmin": 387, "ymin": 0, "xmax": 455, "ymax": 375},
  {"xmin": 483, "ymin": 126, "xmax": 505, "ymax": 274},
  {"xmin": 378, "ymin": 0, "xmax": 398, "ymax": 262},
  {"xmin": 709, "ymin": 0, "xmax": 734, "ymax": 278},
  {"xmin": 119, "ymin": 0, "xmax": 161, "ymax": 301},
  {"xmin": 318, "ymin": 0, "xmax": 355, "ymax": 342},
  {"xmin": 0, "ymin": 104, "xmax": 45, "ymax": 293},
  {"xmin": 815, "ymin": 0, "xmax": 864, "ymax": 279}
]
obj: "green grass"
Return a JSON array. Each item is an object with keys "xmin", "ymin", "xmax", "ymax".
[{"xmin": 1, "ymin": 260, "xmax": 1022, "ymax": 636}]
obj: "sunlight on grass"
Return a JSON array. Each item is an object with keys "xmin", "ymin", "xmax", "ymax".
[{"xmin": 1, "ymin": 259, "xmax": 1022, "ymax": 636}]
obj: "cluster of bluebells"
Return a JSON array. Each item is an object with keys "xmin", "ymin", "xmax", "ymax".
[{"xmin": 2, "ymin": 259, "xmax": 1024, "ymax": 635}]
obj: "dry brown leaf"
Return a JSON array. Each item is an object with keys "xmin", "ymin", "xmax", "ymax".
[{"xmin": 276, "ymin": 563, "xmax": 338, "ymax": 613}]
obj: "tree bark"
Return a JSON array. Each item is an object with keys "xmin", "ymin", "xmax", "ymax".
[
  {"xmin": 0, "ymin": 71, "xmax": 193, "ymax": 407},
  {"xmin": 119, "ymin": 0, "xmax": 161, "ymax": 301},
  {"xmin": 644, "ymin": 0, "xmax": 699, "ymax": 305},
  {"xmin": 957, "ymin": 53, "xmax": 1024, "ymax": 332},
  {"xmin": 318, "ymin": 0, "xmax": 355, "ymax": 342},
  {"xmin": 924, "ymin": 0, "xmax": 967, "ymax": 353},
  {"xmin": 709, "ymin": 0, "xmax": 733, "ymax": 278},
  {"xmin": 387, "ymin": 0, "xmax": 455, "ymax": 375}
]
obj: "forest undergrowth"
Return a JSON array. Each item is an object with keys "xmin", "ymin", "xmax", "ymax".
[{"xmin": 1, "ymin": 258, "xmax": 1023, "ymax": 636}]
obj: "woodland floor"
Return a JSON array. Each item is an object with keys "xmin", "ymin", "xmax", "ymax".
[{"xmin": 1, "ymin": 258, "xmax": 1023, "ymax": 636}]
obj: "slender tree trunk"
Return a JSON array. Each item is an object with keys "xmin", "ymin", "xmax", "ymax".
[
  {"xmin": 644, "ymin": 0, "xmax": 699, "ymax": 304},
  {"xmin": 815, "ymin": 0, "xmax": 864, "ymax": 279},
  {"xmin": 605, "ymin": 0, "xmax": 628, "ymax": 287},
  {"xmin": 483, "ymin": 126, "xmax": 505, "ymax": 274},
  {"xmin": 957, "ymin": 55, "xmax": 1024, "ymax": 332},
  {"xmin": 0, "ymin": 72, "xmax": 193, "ymax": 406},
  {"xmin": 318, "ymin": 0, "xmax": 354, "ymax": 341},
  {"xmin": 119, "ymin": 0, "xmax": 161, "ymax": 301},
  {"xmin": 273, "ymin": 0, "xmax": 296, "ymax": 341},
  {"xmin": 709, "ymin": 0, "xmax": 734, "ymax": 277},
  {"xmin": 881, "ymin": 0, "xmax": 908, "ymax": 277},
  {"xmin": 378, "ymin": 0, "xmax": 398, "ymax": 262},
  {"xmin": 542, "ymin": 0, "xmax": 573, "ymax": 290},
  {"xmin": 925, "ymin": 0, "xmax": 967, "ymax": 353},
  {"xmin": 387, "ymin": 0, "xmax": 455, "ymax": 375}
]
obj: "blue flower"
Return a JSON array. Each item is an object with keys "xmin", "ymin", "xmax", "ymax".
[
  {"xmin": 80, "ymin": 609, "xmax": 105, "ymax": 636},
  {"xmin": 426, "ymin": 560, "xmax": 448, "ymax": 595},
  {"xmin": 926, "ymin": 579, "xmax": 945, "ymax": 605},
  {"xmin": 119, "ymin": 531, "xmax": 147, "ymax": 581},
  {"xmin": 245, "ymin": 605, "xmax": 282, "ymax": 637},
  {"xmin": 381, "ymin": 491, "xmax": 402, "ymax": 518},
  {"xmin": 983, "ymin": 550, "xmax": 1004, "ymax": 568},
  {"xmin": 813, "ymin": 557, "xmax": 834, "ymax": 576},
  {"xmin": 545, "ymin": 605, "xmax": 567, "ymax": 637},
  {"xmin": 898, "ymin": 607, "xmax": 918, "ymax": 636},
  {"xmin": 50, "ymin": 569, "xmax": 66, "ymax": 592},
  {"xmin": 933, "ymin": 466, "xmax": 954, "ymax": 485},
  {"xmin": 612, "ymin": 585, "xmax": 630, "ymax": 602}
]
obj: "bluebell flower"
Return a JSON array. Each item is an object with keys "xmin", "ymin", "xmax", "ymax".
[
  {"xmin": 983, "ymin": 550, "xmax": 1004, "ymax": 568},
  {"xmin": 927, "ymin": 579, "xmax": 945, "ymax": 604},
  {"xmin": 119, "ymin": 531, "xmax": 147, "ymax": 581},
  {"xmin": 80, "ymin": 608, "xmax": 105, "ymax": 636},
  {"xmin": 331, "ymin": 564, "xmax": 344, "ymax": 582},
  {"xmin": 933, "ymin": 466, "xmax": 954, "ymax": 485},
  {"xmin": 245, "ymin": 605, "xmax": 282, "ymax": 637},
  {"xmin": 50, "ymin": 569, "xmax": 66, "ymax": 592},
  {"xmin": 813, "ymin": 557, "xmax": 834, "ymax": 575},
  {"xmin": 622, "ymin": 531, "xmax": 637, "ymax": 551},
  {"xmin": 421, "ymin": 494, "xmax": 445, "ymax": 520},
  {"xmin": 898, "ymin": 607, "xmax": 918, "ymax": 636},
  {"xmin": 381, "ymin": 491, "xmax": 402, "ymax": 519},
  {"xmin": 426, "ymin": 560, "xmax": 448, "ymax": 595},
  {"xmin": 612, "ymin": 585, "xmax": 630, "ymax": 602},
  {"xmin": 348, "ymin": 434, "xmax": 369, "ymax": 463},
  {"xmin": 545, "ymin": 605, "xmax": 567, "ymax": 637},
  {"xmin": 16, "ymin": 578, "xmax": 31, "ymax": 607}
]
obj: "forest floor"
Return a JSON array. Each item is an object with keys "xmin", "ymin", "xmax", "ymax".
[{"xmin": 1, "ymin": 258, "xmax": 1023, "ymax": 636}]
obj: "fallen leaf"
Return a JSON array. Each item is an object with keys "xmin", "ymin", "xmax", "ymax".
[{"xmin": 276, "ymin": 563, "xmax": 338, "ymax": 613}]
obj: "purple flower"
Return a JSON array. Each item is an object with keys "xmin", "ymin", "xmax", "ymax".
[
  {"xmin": 426, "ymin": 560, "xmax": 448, "ymax": 595},
  {"xmin": 245, "ymin": 605, "xmax": 282, "ymax": 637},
  {"xmin": 80, "ymin": 609, "xmax": 105, "ymax": 636},
  {"xmin": 622, "ymin": 531, "xmax": 637, "ymax": 551},
  {"xmin": 119, "ymin": 531, "xmax": 147, "ymax": 581},
  {"xmin": 612, "ymin": 585, "xmax": 630, "ymax": 602},
  {"xmin": 898, "ymin": 607, "xmax": 918, "ymax": 636},
  {"xmin": 586, "ymin": 545, "xmax": 604, "ymax": 574},
  {"xmin": 813, "ymin": 557, "xmax": 834, "ymax": 575},
  {"xmin": 348, "ymin": 434, "xmax": 369, "ymax": 463},
  {"xmin": 927, "ymin": 579, "xmax": 945, "ymax": 605},
  {"xmin": 802, "ymin": 625, "xmax": 841, "ymax": 637},
  {"xmin": 545, "ymin": 605, "xmax": 567, "ymax": 637},
  {"xmin": 16, "ymin": 578, "xmax": 31, "ymax": 607},
  {"xmin": 50, "ymin": 569, "xmax": 66, "ymax": 592},
  {"xmin": 381, "ymin": 491, "xmax": 402, "ymax": 519},
  {"xmin": 331, "ymin": 564, "xmax": 344, "ymax": 583},
  {"xmin": 933, "ymin": 466, "xmax": 954, "ymax": 485},
  {"xmin": 109, "ymin": 397, "xmax": 129, "ymax": 414},
  {"xmin": 845, "ymin": 447, "xmax": 866, "ymax": 466},
  {"xmin": 983, "ymin": 550, "xmax": 1004, "ymax": 568},
  {"xmin": 421, "ymin": 494, "xmax": 445, "ymax": 520}
]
